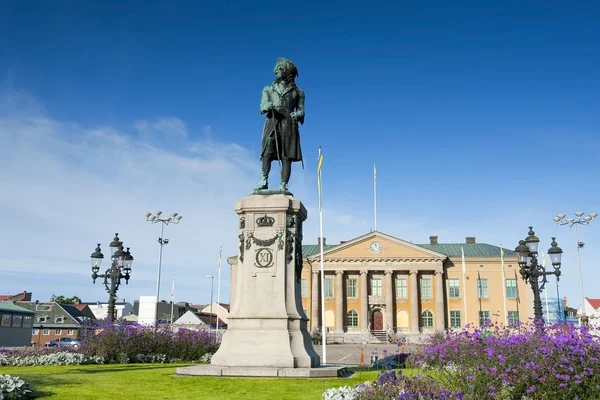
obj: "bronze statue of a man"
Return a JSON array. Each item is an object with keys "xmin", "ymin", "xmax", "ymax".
[{"xmin": 254, "ymin": 57, "xmax": 305, "ymax": 192}]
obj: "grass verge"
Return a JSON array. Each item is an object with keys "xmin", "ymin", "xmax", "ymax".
[{"xmin": 0, "ymin": 363, "xmax": 418, "ymax": 399}]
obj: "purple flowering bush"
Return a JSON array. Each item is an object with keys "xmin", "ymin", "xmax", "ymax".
[
  {"xmin": 412, "ymin": 321, "xmax": 600, "ymax": 399},
  {"xmin": 356, "ymin": 370, "xmax": 465, "ymax": 400},
  {"xmin": 80, "ymin": 321, "xmax": 220, "ymax": 364}
]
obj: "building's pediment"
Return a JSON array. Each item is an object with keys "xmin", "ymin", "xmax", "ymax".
[{"xmin": 308, "ymin": 231, "xmax": 447, "ymax": 262}]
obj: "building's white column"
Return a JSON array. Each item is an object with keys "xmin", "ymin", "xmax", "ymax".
[
  {"xmin": 435, "ymin": 270, "xmax": 445, "ymax": 330},
  {"xmin": 311, "ymin": 271, "xmax": 320, "ymax": 332},
  {"xmin": 410, "ymin": 269, "xmax": 420, "ymax": 333},
  {"xmin": 384, "ymin": 270, "xmax": 394, "ymax": 331},
  {"xmin": 360, "ymin": 270, "xmax": 369, "ymax": 333},
  {"xmin": 335, "ymin": 270, "xmax": 344, "ymax": 333}
]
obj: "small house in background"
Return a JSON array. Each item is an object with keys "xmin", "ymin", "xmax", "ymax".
[
  {"xmin": 15, "ymin": 301, "xmax": 95, "ymax": 346},
  {"xmin": 0, "ymin": 301, "xmax": 35, "ymax": 347},
  {"xmin": 200, "ymin": 302, "xmax": 230, "ymax": 325},
  {"xmin": 173, "ymin": 310, "xmax": 225, "ymax": 331}
]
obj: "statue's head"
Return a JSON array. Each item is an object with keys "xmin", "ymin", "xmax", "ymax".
[{"xmin": 273, "ymin": 57, "xmax": 298, "ymax": 84}]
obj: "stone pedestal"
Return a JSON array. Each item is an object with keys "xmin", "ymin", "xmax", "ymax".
[{"xmin": 210, "ymin": 192, "xmax": 320, "ymax": 369}]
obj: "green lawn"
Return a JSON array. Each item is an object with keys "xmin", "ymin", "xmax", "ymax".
[{"xmin": 0, "ymin": 363, "xmax": 407, "ymax": 400}]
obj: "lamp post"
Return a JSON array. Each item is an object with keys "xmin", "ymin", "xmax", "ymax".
[
  {"xmin": 206, "ymin": 275, "xmax": 214, "ymax": 333},
  {"xmin": 514, "ymin": 227, "xmax": 563, "ymax": 322},
  {"xmin": 145, "ymin": 211, "xmax": 182, "ymax": 325},
  {"xmin": 553, "ymin": 212, "xmax": 597, "ymax": 322},
  {"xmin": 90, "ymin": 233, "xmax": 134, "ymax": 323}
]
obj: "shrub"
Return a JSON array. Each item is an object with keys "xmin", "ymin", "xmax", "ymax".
[
  {"xmin": 413, "ymin": 320, "xmax": 600, "ymax": 399},
  {"xmin": 0, "ymin": 374, "xmax": 33, "ymax": 399},
  {"xmin": 0, "ymin": 350, "xmax": 104, "ymax": 366},
  {"xmin": 323, "ymin": 370, "xmax": 465, "ymax": 400},
  {"xmin": 80, "ymin": 321, "xmax": 219, "ymax": 363}
]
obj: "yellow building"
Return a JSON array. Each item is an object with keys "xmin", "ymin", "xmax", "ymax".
[{"xmin": 228, "ymin": 230, "xmax": 533, "ymax": 340}]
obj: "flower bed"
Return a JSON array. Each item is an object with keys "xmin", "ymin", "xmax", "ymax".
[
  {"xmin": 324, "ymin": 321, "xmax": 600, "ymax": 399},
  {"xmin": 1, "ymin": 322, "xmax": 220, "ymax": 366},
  {"xmin": 80, "ymin": 322, "xmax": 220, "ymax": 364}
]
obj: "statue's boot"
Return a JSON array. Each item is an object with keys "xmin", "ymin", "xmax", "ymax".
[
  {"xmin": 255, "ymin": 175, "xmax": 268, "ymax": 190},
  {"xmin": 280, "ymin": 160, "xmax": 291, "ymax": 191}
]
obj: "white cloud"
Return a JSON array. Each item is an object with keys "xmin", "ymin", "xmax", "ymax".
[
  {"xmin": 0, "ymin": 89, "xmax": 363, "ymax": 306},
  {"xmin": 134, "ymin": 117, "xmax": 187, "ymax": 138},
  {"xmin": 0, "ymin": 91, "xmax": 265, "ymax": 304}
]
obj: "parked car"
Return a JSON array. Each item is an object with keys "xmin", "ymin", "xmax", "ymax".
[{"xmin": 47, "ymin": 337, "xmax": 81, "ymax": 349}]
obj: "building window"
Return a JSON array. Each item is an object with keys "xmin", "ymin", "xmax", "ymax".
[
  {"xmin": 55, "ymin": 329, "xmax": 62, "ymax": 335},
  {"xmin": 55, "ymin": 316, "xmax": 64, "ymax": 323},
  {"xmin": 479, "ymin": 311, "xmax": 490, "ymax": 326},
  {"xmin": 67, "ymin": 329, "xmax": 75, "ymax": 335},
  {"xmin": 38, "ymin": 316, "xmax": 47, "ymax": 323},
  {"xmin": 1, "ymin": 314, "xmax": 11, "ymax": 327},
  {"xmin": 301, "ymin": 279, "xmax": 308, "ymax": 298},
  {"xmin": 22, "ymin": 315, "xmax": 33, "ymax": 328},
  {"xmin": 324, "ymin": 278, "xmax": 334, "ymax": 298},
  {"xmin": 32, "ymin": 329, "xmax": 39, "ymax": 335},
  {"xmin": 420, "ymin": 278, "xmax": 432, "ymax": 299},
  {"xmin": 477, "ymin": 278, "xmax": 489, "ymax": 299},
  {"xmin": 371, "ymin": 279, "xmax": 382, "ymax": 296},
  {"xmin": 450, "ymin": 310, "xmax": 461, "ymax": 328},
  {"xmin": 396, "ymin": 278, "xmax": 407, "ymax": 299},
  {"xmin": 42, "ymin": 329, "xmax": 50, "ymax": 335},
  {"xmin": 347, "ymin": 310, "xmax": 358, "ymax": 327},
  {"xmin": 448, "ymin": 279, "xmax": 460, "ymax": 298},
  {"xmin": 508, "ymin": 311, "xmax": 520, "ymax": 327},
  {"xmin": 421, "ymin": 310, "xmax": 434, "ymax": 328},
  {"xmin": 11, "ymin": 315, "xmax": 23, "ymax": 328},
  {"xmin": 506, "ymin": 279, "xmax": 517, "ymax": 299},
  {"xmin": 347, "ymin": 278, "xmax": 357, "ymax": 298}
]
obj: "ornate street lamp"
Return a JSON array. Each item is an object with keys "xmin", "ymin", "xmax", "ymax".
[
  {"xmin": 514, "ymin": 227, "xmax": 563, "ymax": 322},
  {"xmin": 90, "ymin": 233, "xmax": 134, "ymax": 323}
]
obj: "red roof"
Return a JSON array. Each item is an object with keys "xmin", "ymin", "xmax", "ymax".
[
  {"xmin": 586, "ymin": 298, "xmax": 600, "ymax": 310},
  {"xmin": 0, "ymin": 291, "xmax": 32, "ymax": 301}
]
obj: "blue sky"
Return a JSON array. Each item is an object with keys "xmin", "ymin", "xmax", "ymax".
[{"xmin": 0, "ymin": 1, "xmax": 598, "ymax": 310}]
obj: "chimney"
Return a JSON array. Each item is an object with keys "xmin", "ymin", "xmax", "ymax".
[
  {"xmin": 466, "ymin": 236, "xmax": 476, "ymax": 244},
  {"xmin": 317, "ymin": 237, "xmax": 326, "ymax": 246},
  {"xmin": 429, "ymin": 236, "xmax": 438, "ymax": 245}
]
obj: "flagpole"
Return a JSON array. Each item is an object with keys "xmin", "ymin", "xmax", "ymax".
[
  {"xmin": 500, "ymin": 246, "xmax": 508, "ymax": 325},
  {"xmin": 542, "ymin": 249, "xmax": 549, "ymax": 322},
  {"xmin": 373, "ymin": 163, "xmax": 377, "ymax": 231},
  {"xmin": 461, "ymin": 247, "xmax": 468, "ymax": 327},
  {"xmin": 170, "ymin": 279, "xmax": 175, "ymax": 326},
  {"xmin": 514, "ymin": 270, "xmax": 521, "ymax": 326},
  {"xmin": 317, "ymin": 146, "xmax": 327, "ymax": 364},
  {"xmin": 216, "ymin": 247, "xmax": 222, "ymax": 332}
]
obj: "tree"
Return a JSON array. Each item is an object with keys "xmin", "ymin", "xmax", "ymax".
[{"xmin": 50, "ymin": 295, "xmax": 81, "ymax": 304}]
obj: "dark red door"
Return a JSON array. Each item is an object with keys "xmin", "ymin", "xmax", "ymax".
[{"xmin": 372, "ymin": 310, "xmax": 383, "ymax": 330}]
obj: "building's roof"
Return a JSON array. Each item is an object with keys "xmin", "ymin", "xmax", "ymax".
[
  {"xmin": 418, "ymin": 243, "xmax": 516, "ymax": 257},
  {"xmin": 586, "ymin": 298, "xmax": 600, "ymax": 310},
  {"xmin": 14, "ymin": 301, "xmax": 92, "ymax": 328},
  {"xmin": 0, "ymin": 301, "xmax": 35, "ymax": 314},
  {"xmin": 301, "ymin": 243, "xmax": 514, "ymax": 258},
  {"xmin": 0, "ymin": 291, "xmax": 32, "ymax": 301},
  {"xmin": 73, "ymin": 304, "xmax": 97, "ymax": 319},
  {"xmin": 302, "ymin": 245, "xmax": 338, "ymax": 257}
]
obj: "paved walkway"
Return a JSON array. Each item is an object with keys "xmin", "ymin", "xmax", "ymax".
[{"xmin": 311, "ymin": 343, "xmax": 415, "ymax": 366}]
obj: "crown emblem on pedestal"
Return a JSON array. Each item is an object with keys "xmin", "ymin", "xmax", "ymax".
[{"xmin": 256, "ymin": 214, "xmax": 275, "ymax": 227}]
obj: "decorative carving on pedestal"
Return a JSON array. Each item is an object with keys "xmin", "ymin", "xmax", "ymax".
[
  {"xmin": 238, "ymin": 233, "xmax": 245, "ymax": 263},
  {"xmin": 239, "ymin": 216, "xmax": 245, "ymax": 229},
  {"xmin": 256, "ymin": 214, "xmax": 275, "ymax": 228}
]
